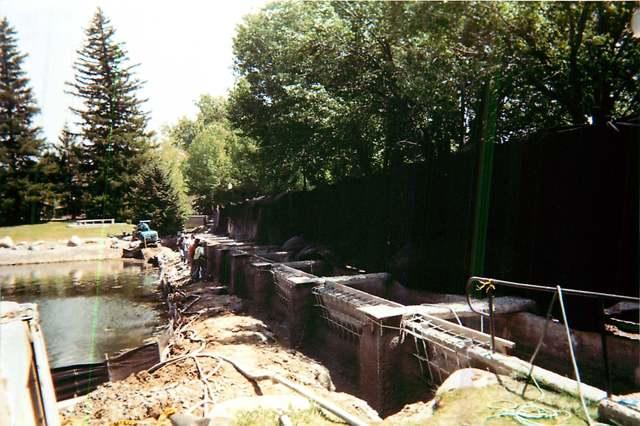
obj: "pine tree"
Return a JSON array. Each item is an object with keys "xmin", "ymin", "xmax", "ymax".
[
  {"xmin": 54, "ymin": 124, "xmax": 84, "ymax": 218},
  {"xmin": 132, "ymin": 159, "xmax": 185, "ymax": 236},
  {"xmin": 67, "ymin": 8, "xmax": 150, "ymax": 221},
  {"xmin": 0, "ymin": 17, "xmax": 44, "ymax": 225}
]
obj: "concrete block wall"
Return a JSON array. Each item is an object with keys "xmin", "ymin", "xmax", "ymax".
[
  {"xmin": 202, "ymin": 234, "xmax": 631, "ymax": 416},
  {"xmin": 272, "ymin": 264, "xmax": 323, "ymax": 346},
  {"xmin": 202, "ymin": 235, "xmax": 477, "ymax": 414}
]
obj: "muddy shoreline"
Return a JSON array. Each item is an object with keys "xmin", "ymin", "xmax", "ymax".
[{"xmin": 0, "ymin": 238, "xmax": 124, "ymax": 266}]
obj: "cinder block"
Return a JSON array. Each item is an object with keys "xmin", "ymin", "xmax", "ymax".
[
  {"xmin": 358, "ymin": 307, "xmax": 404, "ymax": 416},
  {"xmin": 230, "ymin": 251, "xmax": 250, "ymax": 296},
  {"xmin": 286, "ymin": 276, "xmax": 323, "ymax": 347}
]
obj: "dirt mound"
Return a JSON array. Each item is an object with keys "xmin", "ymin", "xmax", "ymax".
[{"xmin": 60, "ymin": 283, "xmax": 380, "ymax": 425}]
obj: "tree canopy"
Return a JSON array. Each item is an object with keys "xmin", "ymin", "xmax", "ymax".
[
  {"xmin": 170, "ymin": 95, "xmax": 261, "ymax": 213},
  {"xmin": 229, "ymin": 1, "xmax": 640, "ymax": 192}
]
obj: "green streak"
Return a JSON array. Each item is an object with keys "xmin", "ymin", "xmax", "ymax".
[{"xmin": 470, "ymin": 78, "xmax": 499, "ymax": 277}]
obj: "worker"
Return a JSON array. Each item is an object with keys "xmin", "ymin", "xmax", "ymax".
[
  {"xmin": 192, "ymin": 240, "xmax": 206, "ymax": 281},
  {"xmin": 188, "ymin": 237, "xmax": 198, "ymax": 267},
  {"xmin": 181, "ymin": 235, "xmax": 191, "ymax": 264}
]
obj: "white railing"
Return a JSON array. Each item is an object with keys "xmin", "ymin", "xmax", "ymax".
[{"xmin": 71, "ymin": 218, "xmax": 115, "ymax": 227}]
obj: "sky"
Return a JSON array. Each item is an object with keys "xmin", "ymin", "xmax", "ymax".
[{"xmin": 0, "ymin": 0, "xmax": 268, "ymax": 144}]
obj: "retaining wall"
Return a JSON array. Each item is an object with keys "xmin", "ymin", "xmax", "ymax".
[{"xmin": 201, "ymin": 234, "xmax": 638, "ymax": 416}]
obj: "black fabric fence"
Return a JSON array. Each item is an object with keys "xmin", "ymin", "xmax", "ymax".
[{"xmin": 219, "ymin": 125, "xmax": 638, "ymax": 313}]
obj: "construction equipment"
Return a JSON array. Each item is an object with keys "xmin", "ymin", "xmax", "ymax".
[{"xmin": 134, "ymin": 220, "xmax": 159, "ymax": 247}]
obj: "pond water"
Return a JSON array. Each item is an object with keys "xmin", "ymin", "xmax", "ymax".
[{"xmin": 0, "ymin": 260, "xmax": 164, "ymax": 368}]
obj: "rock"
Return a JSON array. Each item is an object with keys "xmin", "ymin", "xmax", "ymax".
[
  {"xmin": 67, "ymin": 236, "xmax": 83, "ymax": 247},
  {"xmin": 314, "ymin": 365, "xmax": 336, "ymax": 391},
  {"xmin": 295, "ymin": 244, "xmax": 334, "ymax": 261},
  {"xmin": 282, "ymin": 235, "xmax": 306, "ymax": 255},
  {"xmin": 230, "ymin": 300, "xmax": 247, "ymax": 313},
  {"xmin": 0, "ymin": 236, "xmax": 14, "ymax": 249},
  {"xmin": 436, "ymin": 368, "xmax": 498, "ymax": 396},
  {"xmin": 169, "ymin": 413, "xmax": 211, "ymax": 426}
]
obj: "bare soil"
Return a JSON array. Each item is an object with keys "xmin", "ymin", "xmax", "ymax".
[{"xmin": 60, "ymin": 281, "xmax": 381, "ymax": 425}]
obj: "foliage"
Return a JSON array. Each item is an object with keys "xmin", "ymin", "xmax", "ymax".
[
  {"xmin": 231, "ymin": 406, "xmax": 341, "ymax": 426},
  {"xmin": 51, "ymin": 124, "xmax": 84, "ymax": 218},
  {"xmin": 171, "ymin": 95, "xmax": 261, "ymax": 213},
  {"xmin": 229, "ymin": 1, "xmax": 640, "ymax": 192},
  {"xmin": 0, "ymin": 17, "xmax": 45, "ymax": 225},
  {"xmin": 67, "ymin": 8, "xmax": 151, "ymax": 221},
  {"xmin": 498, "ymin": 2, "xmax": 640, "ymax": 127},
  {"xmin": 131, "ymin": 156, "xmax": 186, "ymax": 236},
  {"xmin": 154, "ymin": 136, "xmax": 191, "ymax": 216}
]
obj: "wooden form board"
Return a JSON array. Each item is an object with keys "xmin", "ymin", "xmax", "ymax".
[{"xmin": 420, "ymin": 313, "xmax": 515, "ymax": 354}]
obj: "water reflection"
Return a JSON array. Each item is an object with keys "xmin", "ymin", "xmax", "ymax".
[{"xmin": 0, "ymin": 260, "xmax": 163, "ymax": 368}]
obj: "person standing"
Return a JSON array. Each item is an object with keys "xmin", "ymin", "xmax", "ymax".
[
  {"xmin": 188, "ymin": 237, "xmax": 198, "ymax": 267},
  {"xmin": 182, "ymin": 235, "xmax": 191, "ymax": 264},
  {"xmin": 192, "ymin": 240, "xmax": 206, "ymax": 280}
]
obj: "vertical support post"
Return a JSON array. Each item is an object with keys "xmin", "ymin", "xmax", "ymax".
[
  {"xmin": 230, "ymin": 252, "xmax": 250, "ymax": 296},
  {"xmin": 599, "ymin": 300, "xmax": 612, "ymax": 397},
  {"xmin": 488, "ymin": 292, "xmax": 496, "ymax": 353},
  {"xmin": 246, "ymin": 262, "xmax": 273, "ymax": 311},
  {"xmin": 220, "ymin": 247, "xmax": 232, "ymax": 286},
  {"xmin": 286, "ymin": 276, "xmax": 323, "ymax": 347},
  {"xmin": 213, "ymin": 245, "xmax": 225, "ymax": 282},
  {"xmin": 358, "ymin": 306, "xmax": 404, "ymax": 416},
  {"xmin": 205, "ymin": 243, "xmax": 216, "ymax": 281}
]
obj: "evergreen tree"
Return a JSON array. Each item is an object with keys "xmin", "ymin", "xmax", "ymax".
[
  {"xmin": 68, "ymin": 8, "xmax": 150, "ymax": 220},
  {"xmin": 0, "ymin": 17, "xmax": 44, "ymax": 225},
  {"xmin": 54, "ymin": 124, "xmax": 84, "ymax": 218},
  {"xmin": 132, "ymin": 158, "xmax": 185, "ymax": 236}
]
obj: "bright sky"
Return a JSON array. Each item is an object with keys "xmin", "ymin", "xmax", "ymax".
[{"xmin": 0, "ymin": 0, "xmax": 268, "ymax": 144}]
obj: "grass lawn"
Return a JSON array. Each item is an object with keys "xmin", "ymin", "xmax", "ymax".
[
  {"xmin": 422, "ymin": 379, "xmax": 598, "ymax": 426},
  {"xmin": 0, "ymin": 221, "xmax": 134, "ymax": 242}
]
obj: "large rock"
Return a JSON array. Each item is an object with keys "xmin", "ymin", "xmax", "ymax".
[
  {"xmin": 0, "ymin": 236, "xmax": 14, "ymax": 249},
  {"xmin": 436, "ymin": 368, "xmax": 498, "ymax": 396},
  {"xmin": 295, "ymin": 244, "xmax": 335, "ymax": 262},
  {"xmin": 67, "ymin": 236, "xmax": 83, "ymax": 247},
  {"xmin": 282, "ymin": 235, "xmax": 306, "ymax": 255}
]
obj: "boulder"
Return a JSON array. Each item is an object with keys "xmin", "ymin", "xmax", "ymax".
[
  {"xmin": 436, "ymin": 368, "xmax": 498, "ymax": 396},
  {"xmin": 0, "ymin": 236, "xmax": 14, "ymax": 249},
  {"xmin": 67, "ymin": 236, "xmax": 83, "ymax": 247},
  {"xmin": 282, "ymin": 235, "xmax": 306, "ymax": 255},
  {"xmin": 295, "ymin": 244, "xmax": 335, "ymax": 262}
]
